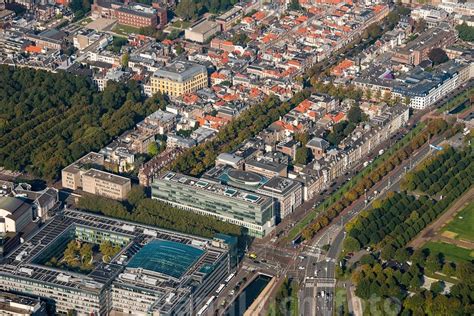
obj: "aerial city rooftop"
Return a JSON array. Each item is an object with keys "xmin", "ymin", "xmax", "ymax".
[{"xmin": 0, "ymin": 0, "xmax": 473, "ymax": 314}]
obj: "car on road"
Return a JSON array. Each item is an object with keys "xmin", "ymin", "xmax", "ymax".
[{"xmin": 298, "ymin": 266, "xmax": 305, "ymax": 270}]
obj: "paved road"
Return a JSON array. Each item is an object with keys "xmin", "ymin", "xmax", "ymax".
[{"xmin": 297, "ymin": 133, "xmax": 445, "ymax": 315}]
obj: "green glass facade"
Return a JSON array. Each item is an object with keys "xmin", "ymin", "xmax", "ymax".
[{"xmin": 75, "ymin": 225, "xmax": 131, "ymax": 246}]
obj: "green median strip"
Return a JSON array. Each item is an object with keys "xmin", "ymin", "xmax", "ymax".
[{"xmin": 286, "ymin": 123, "xmax": 425, "ymax": 241}]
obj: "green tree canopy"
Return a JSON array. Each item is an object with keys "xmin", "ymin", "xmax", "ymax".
[
  {"xmin": 455, "ymin": 23, "xmax": 474, "ymax": 43},
  {"xmin": 428, "ymin": 48, "xmax": 448, "ymax": 65},
  {"xmin": 295, "ymin": 147, "xmax": 312, "ymax": 165}
]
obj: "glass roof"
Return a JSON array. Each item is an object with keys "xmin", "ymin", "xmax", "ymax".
[{"xmin": 127, "ymin": 240, "xmax": 204, "ymax": 279}]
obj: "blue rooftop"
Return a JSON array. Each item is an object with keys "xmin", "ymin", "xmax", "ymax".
[{"xmin": 127, "ymin": 240, "xmax": 204, "ymax": 279}]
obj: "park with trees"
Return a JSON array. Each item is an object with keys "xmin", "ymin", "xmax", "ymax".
[
  {"xmin": 0, "ymin": 66, "xmax": 168, "ymax": 180},
  {"xmin": 175, "ymin": 0, "xmax": 237, "ymax": 21},
  {"xmin": 344, "ymin": 146, "xmax": 473, "ymax": 257},
  {"xmin": 347, "ymin": 249, "xmax": 474, "ymax": 315}
]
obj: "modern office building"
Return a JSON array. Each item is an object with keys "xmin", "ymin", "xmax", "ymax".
[
  {"xmin": 152, "ymin": 172, "xmax": 276, "ymax": 237},
  {"xmin": 203, "ymin": 166, "xmax": 302, "ymax": 220},
  {"xmin": 0, "ymin": 209, "xmax": 231, "ymax": 315},
  {"xmin": 150, "ymin": 61, "xmax": 208, "ymax": 97}
]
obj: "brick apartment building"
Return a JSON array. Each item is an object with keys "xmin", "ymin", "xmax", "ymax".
[
  {"xmin": 391, "ymin": 27, "xmax": 456, "ymax": 66},
  {"xmin": 116, "ymin": 6, "xmax": 157, "ymax": 29},
  {"xmin": 92, "ymin": 0, "xmax": 167, "ymax": 29}
]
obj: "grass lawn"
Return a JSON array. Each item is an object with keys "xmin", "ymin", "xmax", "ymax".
[
  {"xmin": 112, "ymin": 24, "xmax": 140, "ymax": 36},
  {"xmin": 79, "ymin": 17, "xmax": 93, "ymax": 26},
  {"xmin": 171, "ymin": 20, "xmax": 191, "ymax": 29},
  {"xmin": 442, "ymin": 203, "xmax": 474, "ymax": 242},
  {"xmin": 335, "ymin": 287, "xmax": 348, "ymax": 315},
  {"xmin": 423, "ymin": 241, "xmax": 474, "ymax": 263}
]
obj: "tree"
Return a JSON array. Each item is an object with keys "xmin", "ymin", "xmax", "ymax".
[
  {"xmin": 394, "ymin": 248, "xmax": 410, "ymax": 262},
  {"xmin": 414, "ymin": 19, "xmax": 427, "ymax": 33},
  {"xmin": 0, "ymin": 62, "xmax": 157, "ymax": 180},
  {"xmin": 64, "ymin": 240, "xmax": 79, "ymax": 266},
  {"xmin": 411, "ymin": 249, "xmax": 427, "ymax": 266},
  {"xmin": 383, "ymin": 91, "xmax": 392, "ymax": 104},
  {"xmin": 409, "ymin": 275, "xmax": 423, "ymax": 290},
  {"xmin": 121, "ymin": 52, "xmax": 129, "ymax": 68},
  {"xmin": 404, "ymin": 293, "xmax": 425, "ymax": 314},
  {"xmin": 127, "ymin": 186, "xmax": 146, "ymax": 207},
  {"xmin": 343, "ymin": 236, "xmax": 361, "ymax": 252},
  {"xmin": 365, "ymin": 89, "xmax": 372, "ymax": 100},
  {"xmin": 78, "ymin": 194, "xmax": 242, "ymax": 238},
  {"xmin": 347, "ymin": 106, "xmax": 363, "ymax": 124},
  {"xmin": 381, "ymin": 244, "xmax": 396, "ymax": 261},
  {"xmin": 428, "ymin": 48, "xmax": 448, "ymax": 65},
  {"xmin": 360, "ymin": 254, "xmax": 376, "ymax": 265},
  {"xmin": 100, "ymin": 240, "xmax": 120, "ymax": 262},
  {"xmin": 455, "ymin": 262, "xmax": 474, "ymax": 284},
  {"xmin": 288, "ymin": 0, "xmax": 302, "ymax": 11},
  {"xmin": 455, "ymin": 23, "xmax": 474, "ymax": 43},
  {"xmin": 441, "ymin": 262, "xmax": 455, "ymax": 276},
  {"xmin": 79, "ymin": 243, "xmax": 93, "ymax": 265},
  {"xmin": 167, "ymin": 29, "xmax": 182, "ymax": 40},
  {"xmin": 374, "ymin": 89, "xmax": 382, "ymax": 100},
  {"xmin": 148, "ymin": 142, "xmax": 159, "ymax": 156},
  {"xmin": 425, "ymin": 253, "xmax": 442, "ymax": 274},
  {"xmin": 175, "ymin": 0, "xmax": 197, "ymax": 20},
  {"xmin": 139, "ymin": 27, "xmax": 165, "ymax": 40},
  {"xmin": 403, "ymin": 96, "xmax": 411, "ymax": 107},
  {"xmin": 231, "ymin": 32, "xmax": 250, "ymax": 46},
  {"xmin": 355, "ymin": 279, "xmax": 372, "ymax": 300},
  {"xmin": 175, "ymin": 44, "xmax": 184, "ymax": 55},
  {"xmin": 430, "ymin": 281, "xmax": 445, "ymax": 294},
  {"xmin": 295, "ymin": 147, "xmax": 312, "ymax": 165}
]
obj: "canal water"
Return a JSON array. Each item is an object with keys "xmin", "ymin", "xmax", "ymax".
[{"xmin": 225, "ymin": 274, "xmax": 271, "ymax": 316}]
